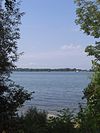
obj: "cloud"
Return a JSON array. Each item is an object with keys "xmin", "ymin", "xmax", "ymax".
[
  {"xmin": 16, "ymin": 44, "xmax": 91, "ymax": 69},
  {"xmin": 61, "ymin": 44, "xmax": 82, "ymax": 50}
]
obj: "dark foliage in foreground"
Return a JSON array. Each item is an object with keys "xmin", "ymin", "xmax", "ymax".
[
  {"xmin": 0, "ymin": 1, "xmax": 32, "ymax": 132},
  {"xmin": 19, "ymin": 108, "xmax": 78, "ymax": 133},
  {"xmin": 20, "ymin": 108, "xmax": 48, "ymax": 133},
  {"xmin": 47, "ymin": 109, "xmax": 76, "ymax": 133},
  {"xmin": 17, "ymin": 106, "xmax": 100, "ymax": 133}
]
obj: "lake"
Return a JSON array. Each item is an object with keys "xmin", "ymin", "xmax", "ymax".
[{"xmin": 11, "ymin": 71, "xmax": 91, "ymax": 114}]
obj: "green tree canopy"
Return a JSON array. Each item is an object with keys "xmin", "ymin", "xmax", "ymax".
[
  {"xmin": 75, "ymin": 0, "xmax": 100, "ymax": 132},
  {"xmin": 75, "ymin": 0, "xmax": 100, "ymax": 38},
  {"xmin": 0, "ymin": 1, "xmax": 32, "ymax": 132}
]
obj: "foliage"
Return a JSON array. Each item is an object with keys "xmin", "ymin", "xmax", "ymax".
[
  {"xmin": 76, "ymin": 105, "xmax": 100, "ymax": 133},
  {"xmin": 20, "ymin": 108, "xmax": 77, "ymax": 133},
  {"xmin": 0, "ymin": 0, "xmax": 32, "ymax": 132},
  {"xmin": 47, "ymin": 109, "xmax": 76, "ymax": 133},
  {"xmin": 75, "ymin": 0, "xmax": 100, "ymax": 38},
  {"xmin": 20, "ymin": 108, "xmax": 48, "ymax": 133},
  {"xmin": 75, "ymin": 0, "xmax": 100, "ymax": 132}
]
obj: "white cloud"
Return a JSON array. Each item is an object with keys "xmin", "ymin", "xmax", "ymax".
[
  {"xmin": 16, "ymin": 44, "xmax": 91, "ymax": 69},
  {"xmin": 61, "ymin": 44, "xmax": 82, "ymax": 50}
]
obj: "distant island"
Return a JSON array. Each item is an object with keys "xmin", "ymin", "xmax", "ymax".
[{"xmin": 14, "ymin": 68, "xmax": 91, "ymax": 72}]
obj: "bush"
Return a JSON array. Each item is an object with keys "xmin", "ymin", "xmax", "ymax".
[
  {"xmin": 20, "ymin": 107, "xmax": 48, "ymax": 133},
  {"xmin": 20, "ymin": 108, "xmax": 78, "ymax": 133},
  {"xmin": 47, "ymin": 109, "xmax": 77, "ymax": 133}
]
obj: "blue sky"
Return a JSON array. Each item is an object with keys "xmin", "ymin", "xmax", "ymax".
[{"xmin": 17, "ymin": 0, "xmax": 95, "ymax": 69}]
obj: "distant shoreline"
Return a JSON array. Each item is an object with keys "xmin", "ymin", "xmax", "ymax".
[{"xmin": 14, "ymin": 68, "xmax": 92, "ymax": 72}]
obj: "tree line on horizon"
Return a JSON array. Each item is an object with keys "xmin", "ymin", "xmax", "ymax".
[{"xmin": 14, "ymin": 68, "xmax": 90, "ymax": 72}]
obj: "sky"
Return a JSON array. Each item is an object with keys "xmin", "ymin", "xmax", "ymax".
[{"xmin": 16, "ymin": 0, "xmax": 95, "ymax": 69}]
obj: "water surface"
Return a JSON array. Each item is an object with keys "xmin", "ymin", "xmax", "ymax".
[{"xmin": 11, "ymin": 71, "xmax": 91, "ymax": 113}]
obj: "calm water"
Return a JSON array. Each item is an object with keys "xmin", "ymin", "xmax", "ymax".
[{"xmin": 11, "ymin": 71, "xmax": 91, "ymax": 113}]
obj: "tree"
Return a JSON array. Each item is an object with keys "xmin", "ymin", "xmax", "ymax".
[
  {"xmin": 75, "ymin": 0, "xmax": 100, "ymax": 132},
  {"xmin": 0, "ymin": 0, "xmax": 32, "ymax": 132},
  {"xmin": 75, "ymin": 0, "xmax": 100, "ymax": 38}
]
